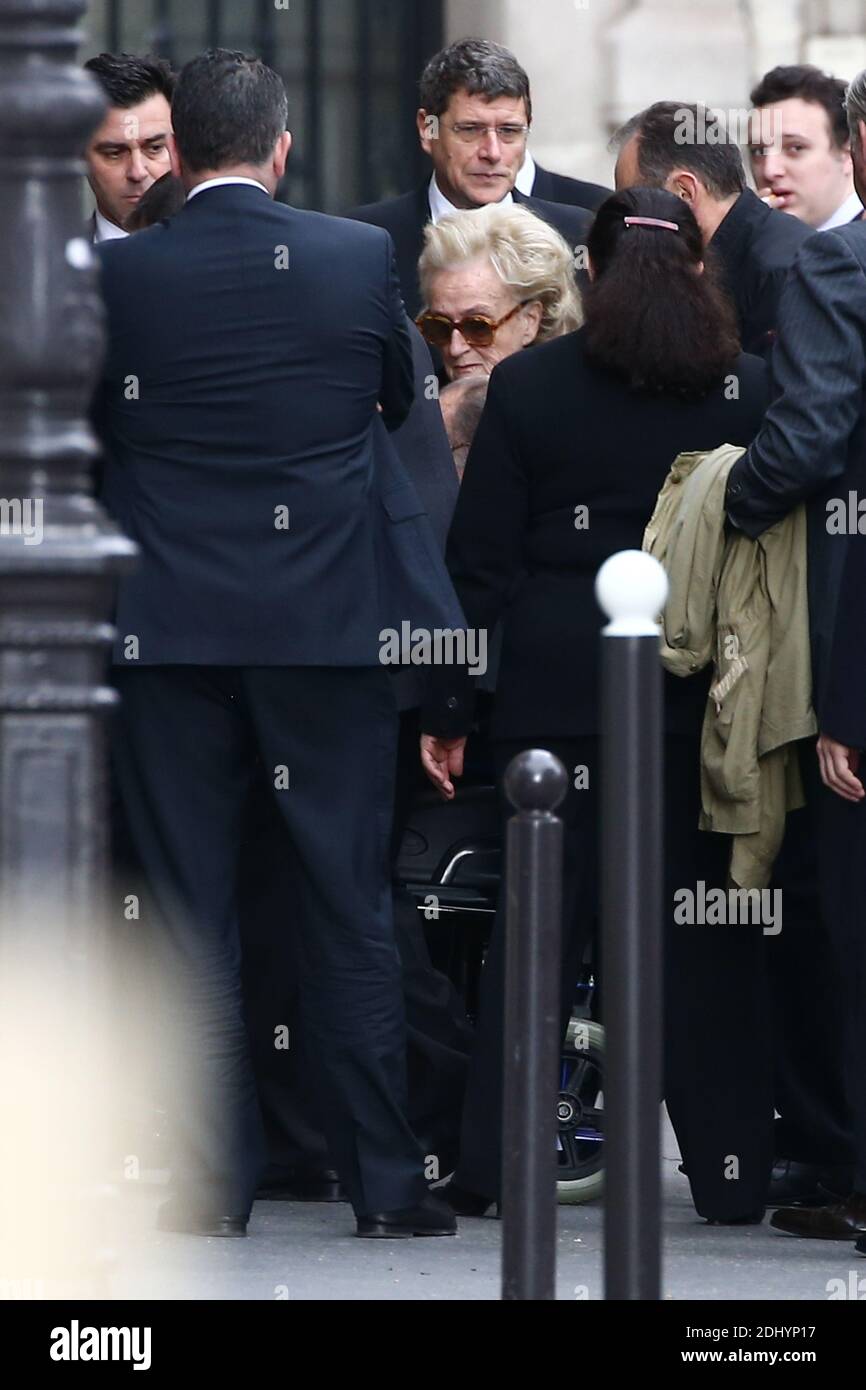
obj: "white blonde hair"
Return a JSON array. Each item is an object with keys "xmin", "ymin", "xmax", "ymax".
[{"xmin": 418, "ymin": 202, "xmax": 583, "ymax": 343}]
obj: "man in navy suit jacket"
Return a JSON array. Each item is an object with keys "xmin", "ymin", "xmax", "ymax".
[
  {"xmin": 97, "ymin": 49, "xmax": 461, "ymax": 1240},
  {"xmin": 349, "ymin": 38, "xmax": 592, "ymax": 318},
  {"xmin": 727, "ymin": 69, "xmax": 866, "ymax": 1246}
]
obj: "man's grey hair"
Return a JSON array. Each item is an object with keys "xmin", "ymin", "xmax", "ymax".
[
  {"xmin": 846, "ymin": 69, "xmax": 866, "ymax": 150},
  {"xmin": 611, "ymin": 101, "xmax": 746, "ymax": 200},
  {"xmin": 419, "ymin": 37, "xmax": 532, "ymax": 123}
]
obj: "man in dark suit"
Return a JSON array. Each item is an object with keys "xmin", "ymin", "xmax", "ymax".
[
  {"xmin": 616, "ymin": 98, "xmax": 854, "ymax": 1209},
  {"xmin": 96, "ymin": 48, "xmax": 463, "ymax": 1240},
  {"xmin": 245, "ymin": 326, "xmax": 474, "ymax": 1202},
  {"xmin": 613, "ymin": 101, "xmax": 810, "ymax": 360},
  {"xmin": 349, "ymin": 38, "xmax": 593, "ymax": 318},
  {"xmin": 83, "ymin": 52, "xmax": 174, "ymax": 244},
  {"xmin": 726, "ymin": 70, "xmax": 866, "ymax": 1242}
]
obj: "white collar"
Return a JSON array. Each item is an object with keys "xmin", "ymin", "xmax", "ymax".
[
  {"xmin": 427, "ymin": 174, "xmax": 514, "ymax": 225},
  {"xmin": 186, "ymin": 176, "xmax": 271, "ymax": 202},
  {"xmin": 817, "ymin": 188, "xmax": 864, "ymax": 231},
  {"xmin": 94, "ymin": 208, "xmax": 130, "ymax": 243},
  {"xmin": 514, "ymin": 151, "xmax": 536, "ymax": 197}
]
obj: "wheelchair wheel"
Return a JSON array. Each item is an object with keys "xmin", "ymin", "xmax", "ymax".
[{"xmin": 557, "ymin": 1017, "xmax": 604, "ymax": 1205}]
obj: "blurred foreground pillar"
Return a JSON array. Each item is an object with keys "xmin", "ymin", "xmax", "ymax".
[{"xmin": 0, "ymin": 0, "xmax": 136, "ymax": 1296}]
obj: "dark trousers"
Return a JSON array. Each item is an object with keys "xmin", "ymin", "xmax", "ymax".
[
  {"xmin": 110, "ymin": 665, "xmax": 425, "ymax": 1218},
  {"xmin": 240, "ymin": 710, "xmax": 472, "ymax": 1181},
  {"xmin": 455, "ymin": 734, "xmax": 774, "ymax": 1220},
  {"xmin": 767, "ymin": 741, "xmax": 854, "ymax": 1166},
  {"xmin": 818, "ymin": 781, "xmax": 866, "ymax": 1191}
]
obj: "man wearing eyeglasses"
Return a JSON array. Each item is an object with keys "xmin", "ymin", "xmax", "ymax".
[{"xmin": 349, "ymin": 38, "xmax": 600, "ymax": 318}]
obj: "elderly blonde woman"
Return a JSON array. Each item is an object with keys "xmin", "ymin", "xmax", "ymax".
[{"xmin": 416, "ymin": 202, "xmax": 582, "ymax": 381}]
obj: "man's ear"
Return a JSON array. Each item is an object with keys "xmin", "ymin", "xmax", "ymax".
[
  {"xmin": 167, "ymin": 133, "xmax": 182, "ymax": 181},
  {"xmin": 273, "ymin": 130, "xmax": 292, "ymax": 180},
  {"xmin": 417, "ymin": 108, "xmax": 438, "ymax": 157},
  {"xmin": 667, "ymin": 169, "xmax": 699, "ymax": 204}
]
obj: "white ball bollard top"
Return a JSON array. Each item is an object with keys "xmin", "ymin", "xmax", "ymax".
[{"xmin": 595, "ymin": 550, "xmax": 668, "ymax": 637}]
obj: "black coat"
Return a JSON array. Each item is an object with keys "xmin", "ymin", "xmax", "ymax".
[
  {"xmin": 388, "ymin": 325, "xmax": 460, "ymax": 711},
  {"xmin": 530, "ymin": 162, "xmax": 610, "ymax": 211},
  {"xmin": 349, "ymin": 182, "xmax": 592, "ymax": 319},
  {"xmin": 423, "ymin": 329, "xmax": 769, "ymax": 742},
  {"xmin": 728, "ymin": 222, "xmax": 866, "ymax": 724},
  {"xmin": 708, "ymin": 188, "xmax": 811, "ymax": 360},
  {"xmin": 96, "ymin": 183, "xmax": 463, "ymax": 666}
]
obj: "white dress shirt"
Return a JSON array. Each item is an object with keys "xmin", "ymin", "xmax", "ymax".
[
  {"xmin": 514, "ymin": 151, "xmax": 537, "ymax": 197},
  {"xmin": 817, "ymin": 189, "xmax": 864, "ymax": 231},
  {"xmin": 186, "ymin": 176, "xmax": 270, "ymax": 202},
  {"xmin": 94, "ymin": 209, "xmax": 130, "ymax": 243},
  {"xmin": 427, "ymin": 174, "xmax": 514, "ymax": 225}
]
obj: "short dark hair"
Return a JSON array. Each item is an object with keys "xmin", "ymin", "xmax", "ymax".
[
  {"xmin": 171, "ymin": 49, "xmax": 288, "ymax": 173},
  {"xmin": 419, "ymin": 38, "xmax": 532, "ymax": 123},
  {"xmin": 582, "ymin": 187, "xmax": 740, "ymax": 396},
  {"xmin": 750, "ymin": 64, "xmax": 850, "ymax": 150},
  {"xmin": 84, "ymin": 52, "xmax": 175, "ymax": 108},
  {"xmin": 614, "ymin": 102, "xmax": 746, "ymax": 200}
]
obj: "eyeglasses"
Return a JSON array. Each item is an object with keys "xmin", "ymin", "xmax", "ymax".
[
  {"xmin": 445, "ymin": 121, "xmax": 529, "ymax": 146},
  {"xmin": 416, "ymin": 301, "xmax": 530, "ymax": 349}
]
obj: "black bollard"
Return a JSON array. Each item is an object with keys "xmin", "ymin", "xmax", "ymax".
[
  {"xmin": 596, "ymin": 550, "xmax": 668, "ymax": 1301},
  {"xmin": 501, "ymin": 748, "xmax": 568, "ymax": 1302}
]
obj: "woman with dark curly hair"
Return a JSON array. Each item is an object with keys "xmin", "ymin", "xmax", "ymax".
[{"xmin": 421, "ymin": 185, "xmax": 775, "ymax": 1225}]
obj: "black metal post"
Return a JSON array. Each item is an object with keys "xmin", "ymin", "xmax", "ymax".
[
  {"xmin": 597, "ymin": 552, "xmax": 666, "ymax": 1301},
  {"xmin": 0, "ymin": 0, "xmax": 136, "ymax": 963},
  {"xmin": 501, "ymin": 748, "xmax": 567, "ymax": 1302}
]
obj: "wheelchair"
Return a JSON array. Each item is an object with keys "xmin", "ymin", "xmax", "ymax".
[{"xmin": 394, "ymin": 761, "xmax": 604, "ymax": 1205}]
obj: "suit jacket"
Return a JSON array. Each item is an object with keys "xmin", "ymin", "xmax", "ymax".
[
  {"xmin": 391, "ymin": 323, "xmax": 459, "ymax": 551},
  {"xmin": 423, "ymin": 328, "xmax": 769, "ymax": 742},
  {"xmin": 727, "ymin": 222, "xmax": 866, "ymax": 714},
  {"xmin": 95, "ymin": 182, "xmax": 462, "ymax": 666},
  {"xmin": 349, "ymin": 182, "xmax": 593, "ymax": 319},
  {"xmin": 708, "ymin": 188, "xmax": 811, "ymax": 360},
  {"xmin": 531, "ymin": 163, "xmax": 610, "ymax": 211},
  {"xmin": 381, "ymin": 324, "xmax": 462, "ymax": 710}
]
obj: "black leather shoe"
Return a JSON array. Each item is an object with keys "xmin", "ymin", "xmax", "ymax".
[
  {"xmin": 256, "ymin": 1168, "xmax": 346, "ymax": 1203},
  {"xmin": 856, "ymin": 1235, "xmax": 866, "ymax": 1256},
  {"xmin": 766, "ymin": 1159, "xmax": 827, "ymax": 1208},
  {"xmin": 440, "ymin": 1179, "xmax": 500, "ymax": 1218},
  {"xmin": 770, "ymin": 1193, "xmax": 866, "ymax": 1240},
  {"xmin": 356, "ymin": 1194, "xmax": 457, "ymax": 1238},
  {"xmin": 156, "ymin": 1197, "xmax": 248, "ymax": 1238}
]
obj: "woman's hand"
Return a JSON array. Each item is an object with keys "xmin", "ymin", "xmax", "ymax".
[
  {"xmin": 817, "ymin": 734, "xmax": 865, "ymax": 803},
  {"xmin": 420, "ymin": 734, "xmax": 467, "ymax": 801}
]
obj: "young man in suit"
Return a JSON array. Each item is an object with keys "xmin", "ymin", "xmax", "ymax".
[
  {"xmin": 96, "ymin": 48, "xmax": 463, "ymax": 1240},
  {"xmin": 726, "ymin": 69, "xmax": 866, "ymax": 1242},
  {"xmin": 350, "ymin": 38, "xmax": 595, "ymax": 318},
  {"xmin": 83, "ymin": 52, "xmax": 174, "ymax": 243},
  {"xmin": 748, "ymin": 65, "xmax": 863, "ymax": 230}
]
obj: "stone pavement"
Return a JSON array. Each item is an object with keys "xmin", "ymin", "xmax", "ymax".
[{"xmin": 106, "ymin": 1137, "xmax": 866, "ymax": 1302}]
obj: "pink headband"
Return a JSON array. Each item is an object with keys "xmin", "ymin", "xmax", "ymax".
[{"xmin": 623, "ymin": 216, "xmax": 679, "ymax": 232}]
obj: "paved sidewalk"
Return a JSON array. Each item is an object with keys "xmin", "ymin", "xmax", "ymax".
[{"xmin": 105, "ymin": 1150, "xmax": 866, "ymax": 1302}]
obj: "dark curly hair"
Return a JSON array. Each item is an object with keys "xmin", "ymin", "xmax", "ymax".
[
  {"xmin": 751, "ymin": 64, "xmax": 850, "ymax": 151},
  {"xmin": 582, "ymin": 187, "xmax": 741, "ymax": 396}
]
